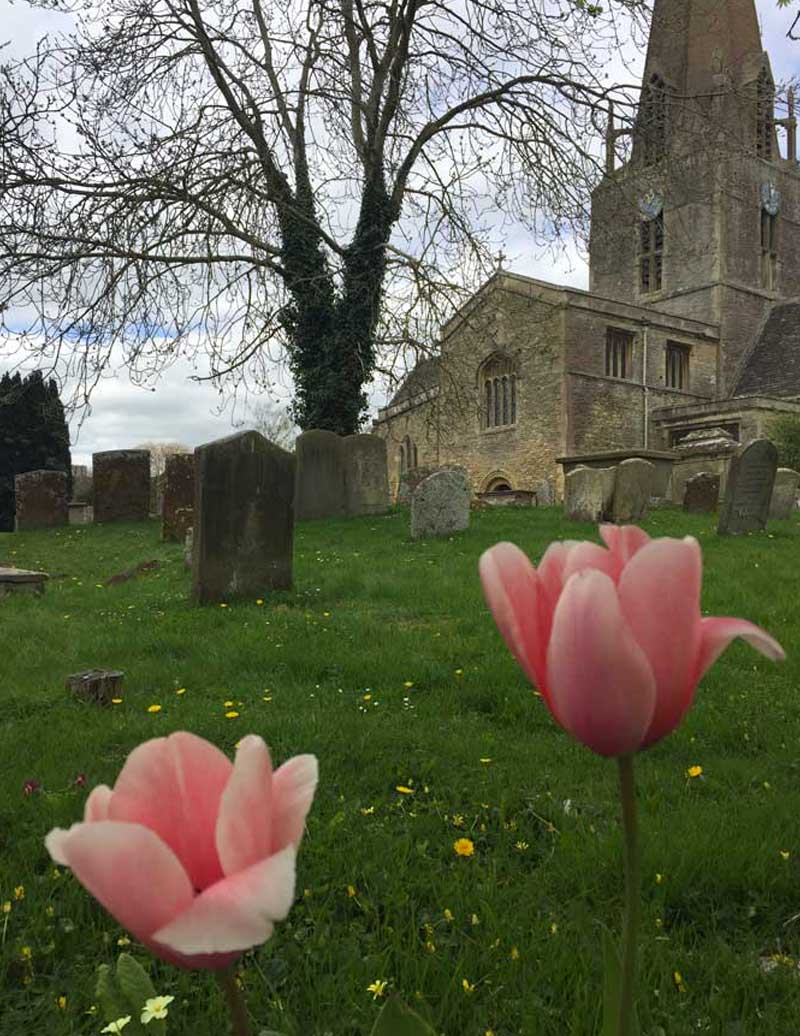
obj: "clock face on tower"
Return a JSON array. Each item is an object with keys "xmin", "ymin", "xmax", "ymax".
[
  {"xmin": 760, "ymin": 182, "xmax": 781, "ymax": 216},
  {"xmin": 637, "ymin": 191, "xmax": 663, "ymax": 220}
]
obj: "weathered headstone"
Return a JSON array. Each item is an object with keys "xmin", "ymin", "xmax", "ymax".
[
  {"xmin": 294, "ymin": 430, "xmax": 347, "ymax": 521},
  {"xmin": 717, "ymin": 439, "xmax": 778, "ymax": 535},
  {"xmin": 193, "ymin": 431, "xmax": 294, "ymax": 603},
  {"xmin": 0, "ymin": 567, "xmax": 48, "ymax": 596},
  {"xmin": 564, "ymin": 465, "xmax": 616, "ymax": 522},
  {"xmin": 769, "ymin": 467, "xmax": 800, "ymax": 521},
  {"xmin": 534, "ymin": 479, "xmax": 556, "ymax": 507},
  {"xmin": 93, "ymin": 450, "xmax": 151, "ymax": 523},
  {"xmin": 14, "ymin": 470, "xmax": 68, "ymax": 531},
  {"xmin": 612, "ymin": 458, "xmax": 655, "ymax": 523},
  {"xmin": 66, "ymin": 669, "xmax": 124, "ymax": 707},
  {"xmin": 162, "ymin": 453, "xmax": 195, "ymax": 542},
  {"xmin": 682, "ymin": 471, "xmax": 720, "ymax": 514},
  {"xmin": 410, "ymin": 469, "xmax": 470, "ymax": 539},
  {"xmin": 184, "ymin": 526, "xmax": 193, "ymax": 569},
  {"xmin": 344, "ymin": 435, "xmax": 390, "ymax": 516},
  {"xmin": 68, "ymin": 502, "xmax": 93, "ymax": 525},
  {"xmin": 398, "ymin": 464, "xmax": 468, "ymax": 506}
]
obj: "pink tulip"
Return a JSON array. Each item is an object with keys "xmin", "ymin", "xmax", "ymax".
[
  {"xmin": 479, "ymin": 525, "xmax": 785, "ymax": 757},
  {"xmin": 45, "ymin": 732, "xmax": 317, "ymax": 970}
]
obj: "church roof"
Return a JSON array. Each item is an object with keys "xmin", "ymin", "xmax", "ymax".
[
  {"xmin": 734, "ymin": 301, "xmax": 800, "ymax": 399},
  {"xmin": 387, "ymin": 356, "xmax": 441, "ymax": 407}
]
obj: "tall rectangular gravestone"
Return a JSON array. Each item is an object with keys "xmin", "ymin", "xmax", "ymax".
[
  {"xmin": 162, "ymin": 453, "xmax": 195, "ymax": 543},
  {"xmin": 769, "ymin": 467, "xmax": 800, "ymax": 521},
  {"xmin": 564, "ymin": 465, "xmax": 616, "ymax": 522},
  {"xmin": 344, "ymin": 434, "xmax": 390, "ymax": 516},
  {"xmin": 14, "ymin": 470, "xmax": 68, "ymax": 530},
  {"xmin": 93, "ymin": 450, "xmax": 151, "ymax": 523},
  {"xmin": 294, "ymin": 430, "xmax": 347, "ymax": 521},
  {"xmin": 717, "ymin": 439, "xmax": 778, "ymax": 535},
  {"xmin": 193, "ymin": 431, "xmax": 294, "ymax": 603}
]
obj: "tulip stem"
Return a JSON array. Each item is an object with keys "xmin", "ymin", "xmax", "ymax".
[
  {"xmin": 617, "ymin": 753, "xmax": 640, "ymax": 1036},
  {"xmin": 217, "ymin": 969, "xmax": 251, "ymax": 1036}
]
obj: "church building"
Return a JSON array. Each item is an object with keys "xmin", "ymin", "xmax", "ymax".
[{"xmin": 373, "ymin": 0, "xmax": 800, "ymax": 499}]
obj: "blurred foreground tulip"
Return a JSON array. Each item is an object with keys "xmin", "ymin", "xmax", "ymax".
[
  {"xmin": 479, "ymin": 525, "xmax": 784, "ymax": 757},
  {"xmin": 46, "ymin": 732, "xmax": 317, "ymax": 971}
]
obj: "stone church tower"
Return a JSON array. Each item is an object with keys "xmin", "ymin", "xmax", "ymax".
[
  {"xmin": 590, "ymin": 0, "xmax": 800, "ymax": 394},
  {"xmin": 373, "ymin": 0, "xmax": 800, "ymax": 500}
]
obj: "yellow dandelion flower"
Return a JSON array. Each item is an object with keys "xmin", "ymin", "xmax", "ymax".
[
  {"xmin": 549, "ymin": 922, "xmax": 558, "ymax": 936},
  {"xmin": 20, "ymin": 946, "xmax": 32, "ymax": 960},
  {"xmin": 403, "ymin": 680, "xmax": 414, "ymax": 688},
  {"xmin": 255, "ymin": 599, "xmax": 264, "ymax": 605},
  {"xmin": 223, "ymin": 700, "xmax": 234, "ymax": 707},
  {"xmin": 117, "ymin": 936, "xmax": 131, "ymax": 946},
  {"xmin": 686, "ymin": 765, "xmax": 703, "ymax": 779},
  {"xmin": 655, "ymin": 917, "xmax": 663, "ymax": 929},
  {"xmin": 425, "ymin": 939, "xmax": 436, "ymax": 953},
  {"xmin": 45, "ymin": 906, "xmax": 54, "ymax": 917},
  {"xmin": 147, "ymin": 704, "xmax": 162, "ymax": 714},
  {"xmin": 454, "ymin": 668, "xmax": 464, "ymax": 676},
  {"xmin": 14, "ymin": 886, "xmax": 24, "ymax": 900},
  {"xmin": 360, "ymin": 805, "xmax": 375, "ymax": 815},
  {"xmin": 111, "ymin": 698, "xmax": 123, "ymax": 705},
  {"xmin": 655, "ymin": 873, "xmax": 664, "ymax": 884},
  {"xmin": 780, "ymin": 850, "xmax": 791, "ymax": 860},
  {"xmin": 367, "ymin": 979, "xmax": 387, "ymax": 999},
  {"xmin": 2, "ymin": 902, "xmax": 11, "ymax": 914},
  {"xmin": 444, "ymin": 908, "xmax": 454, "ymax": 922},
  {"xmin": 225, "ymin": 711, "xmax": 239, "ymax": 719},
  {"xmin": 56, "ymin": 995, "xmax": 67, "ymax": 1010},
  {"xmin": 176, "ymin": 688, "xmax": 186, "ymax": 695},
  {"xmin": 673, "ymin": 970, "xmax": 686, "ymax": 993},
  {"xmin": 510, "ymin": 946, "xmax": 520, "ymax": 960},
  {"xmin": 462, "ymin": 978, "xmax": 475, "ymax": 994},
  {"xmin": 480, "ymin": 757, "xmax": 492, "ymax": 764},
  {"xmin": 346, "ymin": 885, "xmax": 357, "ymax": 898},
  {"xmin": 396, "ymin": 785, "xmax": 414, "ymax": 795},
  {"xmin": 362, "ymin": 693, "xmax": 372, "ymax": 701},
  {"xmin": 219, "ymin": 603, "xmax": 229, "ymax": 609},
  {"xmin": 454, "ymin": 837, "xmax": 475, "ymax": 857}
]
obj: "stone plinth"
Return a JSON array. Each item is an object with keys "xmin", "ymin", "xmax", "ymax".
[
  {"xmin": 344, "ymin": 434, "xmax": 390, "ymax": 516},
  {"xmin": 93, "ymin": 450, "xmax": 151, "ymax": 523},
  {"xmin": 294, "ymin": 430, "xmax": 347, "ymax": 521},
  {"xmin": 671, "ymin": 428, "xmax": 738, "ymax": 505},
  {"xmin": 162, "ymin": 453, "xmax": 195, "ymax": 542},
  {"xmin": 0, "ymin": 567, "xmax": 48, "ymax": 596},
  {"xmin": 558, "ymin": 448, "xmax": 674, "ymax": 497},
  {"xmin": 411, "ymin": 469, "xmax": 470, "ymax": 539},
  {"xmin": 717, "ymin": 439, "xmax": 778, "ymax": 535},
  {"xmin": 14, "ymin": 470, "xmax": 68, "ymax": 530},
  {"xmin": 193, "ymin": 431, "xmax": 295, "ymax": 603}
]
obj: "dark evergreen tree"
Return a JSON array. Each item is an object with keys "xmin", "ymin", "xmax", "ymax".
[{"xmin": 0, "ymin": 371, "xmax": 72, "ymax": 531}]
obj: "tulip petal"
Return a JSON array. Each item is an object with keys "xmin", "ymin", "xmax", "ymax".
[
  {"xmin": 561, "ymin": 541, "xmax": 616, "ymax": 583},
  {"xmin": 479, "ymin": 542, "xmax": 547, "ymax": 693},
  {"xmin": 695, "ymin": 617, "xmax": 785, "ymax": 681},
  {"xmin": 44, "ymin": 821, "xmax": 193, "ymax": 942},
  {"xmin": 547, "ymin": 569, "xmax": 657, "ymax": 756},
  {"xmin": 216, "ymin": 736, "xmax": 273, "ymax": 875},
  {"xmin": 154, "ymin": 845, "xmax": 296, "ymax": 956},
  {"xmin": 108, "ymin": 732, "xmax": 232, "ymax": 891},
  {"xmin": 617, "ymin": 537, "xmax": 703, "ymax": 746},
  {"xmin": 270, "ymin": 755, "xmax": 318, "ymax": 853},
  {"xmin": 84, "ymin": 785, "xmax": 113, "ymax": 822},
  {"xmin": 599, "ymin": 524, "xmax": 651, "ymax": 579}
]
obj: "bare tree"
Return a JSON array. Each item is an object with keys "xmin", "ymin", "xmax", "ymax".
[
  {"xmin": 134, "ymin": 440, "xmax": 191, "ymax": 477},
  {"xmin": 0, "ymin": 0, "xmax": 647, "ymax": 434},
  {"xmin": 244, "ymin": 399, "xmax": 299, "ymax": 450}
]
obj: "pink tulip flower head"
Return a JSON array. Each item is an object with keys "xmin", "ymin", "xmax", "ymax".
[
  {"xmin": 46, "ymin": 732, "xmax": 317, "ymax": 970},
  {"xmin": 479, "ymin": 525, "xmax": 784, "ymax": 757}
]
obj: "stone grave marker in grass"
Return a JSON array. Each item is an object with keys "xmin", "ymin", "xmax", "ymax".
[
  {"xmin": 14, "ymin": 469, "xmax": 68, "ymax": 530},
  {"xmin": 564, "ymin": 465, "xmax": 616, "ymax": 522},
  {"xmin": 0, "ymin": 566, "xmax": 48, "ymax": 596},
  {"xmin": 93, "ymin": 449, "xmax": 151, "ymax": 523},
  {"xmin": 410, "ymin": 468, "xmax": 470, "ymax": 539},
  {"xmin": 683, "ymin": 471, "xmax": 720, "ymax": 514},
  {"xmin": 717, "ymin": 439, "xmax": 778, "ymax": 535},
  {"xmin": 769, "ymin": 467, "xmax": 800, "ymax": 521}
]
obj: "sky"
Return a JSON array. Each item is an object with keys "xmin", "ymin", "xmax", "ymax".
[{"xmin": 0, "ymin": 0, "xmax": 797, "ymax": 466}]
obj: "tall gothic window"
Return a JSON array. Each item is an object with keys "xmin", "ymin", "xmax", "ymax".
[
  {"xmin": 481, "ymin": 354, "xmax": 518, "ymax": 429},
  {"xmin": 605, "ymin": 328, "xmax": 634, "ymax": 379},
  {"xmin": 761, "ymin": 209, "xmax": 778, "ymax": 289},
  {"xmin": 756, "ymin": 68, "xmax": 774, "ymax": 159},
  {"xmin": 665, "ymin": 342, "xmax": 690, "ymax": 390},
  {"xmin": 639, "ymin": 213, "xmax": 664, "ymax": 293},
  {"xmin": 640, "ymin": 74, "xmax": 668, "ymax": 165}
]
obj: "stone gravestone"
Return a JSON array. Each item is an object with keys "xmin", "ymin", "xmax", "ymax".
[
  {"xmin": 564, "ymin": 465, "xmax": 616, "ymax": 523},
  {"xmin": 534, "ymin": 478, "xmax": 556, "ymax": 507},
  {"xmin": 344, "ymin": 434, "xmax": 390, "ymax": 516},
  {"xmin": 769, "ymin": 467, "xmax": 800, "ymax": 521},
  {"xmin": 294, "ymin": 430, "xmax": 347, "ymax": 521},
  {"xmin": 410, "ymin": 469, "xmax": 470, "ymax": 539},
  {"xmin": 93, "ymin": 450, "xmax": 151, "ymax": 523},
  {"xmin": 14, "ymin": 470, "xmax": 68, "ymax": 531},
  {"xmin": 717, "ymin": 439, "xmax": 778, "ymax": 535},
  {"xmin": 682, "ymin": 471, "xmax": 720, "ymax": 514},
  {"xmin": 162, "ymin": 453, "xmax": 195, "ymax": 542},
  {"xmin": 0, "ymin": 567, "xmax": 48, "ymax": 596},
  {"xmin": 397, "ymin": 464, "xmax": 436, "ymax": 506},
  {"xmin": 612, "ymin": 458, "xmax": 655, "ymax": 523},
  {"xmin": 193, "ymin": 431, "xmax": 294, "ymax": 603}
]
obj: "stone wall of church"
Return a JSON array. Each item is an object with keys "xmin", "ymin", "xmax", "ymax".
[{"xmin": 374, "ymin": 393, "xmax": 440, "ymax": 500}]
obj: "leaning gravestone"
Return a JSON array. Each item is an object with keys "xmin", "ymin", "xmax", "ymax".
[
  {"xmin": 294, "ymin": 430, "xmax": 347, "ymax": 521},
  {"xmin": 683, "ymin": 471, "xmax": 720, "ymax": 514},
  {"xmin": 411, "ymin": 469, "xmax": 470, "ymax": 539},
  {"xmin": 769, "ymin": 467, "xmax": 800, "ymax": 521},
  {"xmin": 717, "ymin": 439, "xmax": 778, "ymax": 535},
  {"xmin": 162, "ymin": 453, "xmax": 195, "ymax": 542},
  {"xmin": 564, "ymin": 465, "xmax": 616, "ymax": 523},
  {"xmin": 14, "ymin": 470, "xmax": 68, "ymax": 531},
  {"xmin": 193, "ymin": 431, "xmax": 294, "ymax": 603},
  {"xmin": 93, "ymin": 450, "xmax": 151, "ymax": 523},
  {"xmin": 612, "ymin": 458, "xmax": 655, "ymax": 523},
  {"xmin": 344, "ymin": 435, "xmax": 390, "ymax": 516}
]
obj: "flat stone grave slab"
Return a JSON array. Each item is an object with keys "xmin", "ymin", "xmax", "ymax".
[
  {"xmin": 0, "ymin": 566, "xmax": 48, "ymax": 596},
  {"xmin": 66, "ymin": 669, "xmax": 124, "ymax": 706}
]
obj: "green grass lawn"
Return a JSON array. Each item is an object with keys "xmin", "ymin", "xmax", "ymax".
[{"xmin": 0, "ymin": 506, "xmax": 798, "ymax": 1036}]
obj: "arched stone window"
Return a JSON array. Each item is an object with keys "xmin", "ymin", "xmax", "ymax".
[
  {"xmin": 640, "ymin": 74, "xmax": 668, "ymax": 166},
  {"xmin": 756, "ymin": 68, "xmax": 774, "ymax": 159},
  {"xmin": 399, "ymin": 444, "xmax": 406, "ymax": 473},
  {"xmin": 480, "ymin": 354, "xmax": 518, "ymax": 429},
  {"xmin": 401, "ymin": 434, "xmax": 418, "ymax": 470}
]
